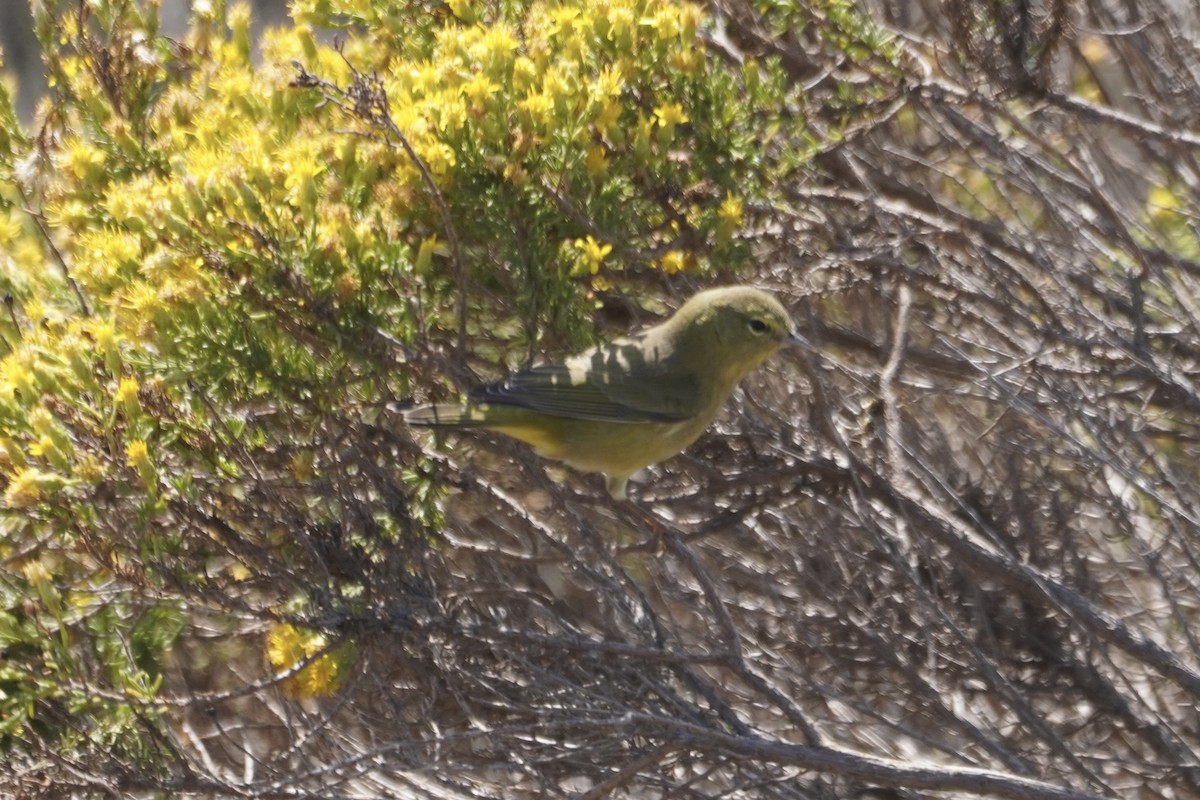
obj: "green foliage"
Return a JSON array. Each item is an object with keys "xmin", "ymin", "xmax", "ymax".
[{"xmin": 0, "ymin": 558, "xmax": 177, "ymax": 761}]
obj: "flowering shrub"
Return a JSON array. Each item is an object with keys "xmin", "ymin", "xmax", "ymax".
[{"xmin": 0, "ymin": 0, "xmax": 896, "ymax": 787}]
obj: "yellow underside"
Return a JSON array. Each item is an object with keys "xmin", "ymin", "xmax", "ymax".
[{"xmin": 487, "ymin": 415, "xmax": 706, "ymax": 480}]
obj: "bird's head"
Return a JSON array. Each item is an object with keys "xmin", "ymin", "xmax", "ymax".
[{"xmin": 671, "ymin": 286, "xmax": 805, "ymax": 379}]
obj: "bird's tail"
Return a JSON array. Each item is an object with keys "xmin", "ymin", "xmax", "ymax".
[{"xmin": 403, "ymin": 403, "xmax": 485, "ymax": 427}]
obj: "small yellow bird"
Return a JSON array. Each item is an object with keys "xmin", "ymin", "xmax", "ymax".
[{"xmin": 405, "ymin": 285, "xmax": 805, "ymax": 498}]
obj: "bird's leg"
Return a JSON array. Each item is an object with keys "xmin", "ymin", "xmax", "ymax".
[{"xmin": 613, "ymin": 494, "xmax": 668, "ymax": 555}]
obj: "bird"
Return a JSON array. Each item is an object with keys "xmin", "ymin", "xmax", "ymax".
[{"xmin": 404, "ymin": 285, "xmax": 806, "ymax": 499}]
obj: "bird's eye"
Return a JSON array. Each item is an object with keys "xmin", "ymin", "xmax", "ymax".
[{"xmin": 748, "ymin": 318, "xmax": 769, "ymax": 335}]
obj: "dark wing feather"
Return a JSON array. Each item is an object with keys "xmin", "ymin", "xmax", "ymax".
[{"xmin": 469, "ymin": 346, "xmax": 701, "ymax": 423}]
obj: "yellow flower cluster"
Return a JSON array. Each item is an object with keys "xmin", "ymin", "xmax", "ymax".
[
  {"xmin": 3, "ymin": 468, "xmax": 57, "ymax": 509},
  {"xmin": 265, "ymin": 622, "xmax": 353, "ymax": 698},
  {"xmin": 363, "ymin": 0, "xmax": 706, "ymax": 184},
  {"xmin": 22, "ymin": 0, "xmax": 726, "ymax": 361}
]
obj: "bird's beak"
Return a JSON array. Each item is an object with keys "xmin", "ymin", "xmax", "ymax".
[{"xmin": 784, "ymin": 331, "xmax": 812, "ymax": 349}]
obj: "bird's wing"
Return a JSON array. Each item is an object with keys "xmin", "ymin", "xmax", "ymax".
[{"xmin": 469, "ymin": 340, "xmax": 702, "ymax": 423}]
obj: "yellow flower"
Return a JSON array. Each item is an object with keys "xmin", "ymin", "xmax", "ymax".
[
  {"xmin": 280, "ymin": 143, "xmax": 325, "ymax": 215},
  {"xmin": 4, "ymin": 470, "xmax": 41, "ymax": 508},
  {"xmin": 0, "ymin": 352, "xmax": 37, "ymax": 399},
  {"xmin": 116, "ymin": 376, "xmax": 140, "ymax": 406},
  {"xmin": 670, "ymin": 47, "xmax": 703, "ymax": 74},
  {"xmin": 125, "ymin": 439, "xmax": 150, "ymax": 469},
  {"xmin": 116, "ymin": 375, "xmax": 143, "ymax": 419},
  {"xmin": 575, "ymin": 236, "xmax": 613, "ymax": 274},
  {"xmin": 606, "ymin": 6, "xmax": 635, "ymax": 45},
  {"xmin": 678, "ymin": 3, "xmax": 702, "ymax": 41},
  {"xmin": 420, "ymin": 141, "xmax": 456, "ymax": 177},
  {"xmin": 121, "ymin": 282, "xmax": 165, "ymax": 328},
  {"xmin": 654, "ymin": 101, "xmax": 688, "ymax": 128},
  {"xmin": 3, "ymin": 468, "xmax": 68, "ymax": 509},
  {"xmin": 89, "ymin": 318, "xmax": 124, "ymax": 375},
  {"xmin": 126, "ymin": 438, "xmax": 157, "ymax": 489},
  {"xmin": 593, "ymin": 64, "xmax": 625, "ymax": 100},
  {"xmin": 463, "ymin": 76, "xmax": 499, "ymax": 112},
  {"xmin": 266, "ymin": 623, "xmax": 353, "ymax": 699},
  {"xmin": 519, "ymin": 90, "xmax": 555, "ymax": 128},
  {"xmin": 295, "ymin": 653, "xmax": 337, "ymax": 697},
  {"xmin": 481, "ymin": 24, "xmax": 519, "ymax": 57},
  {"xmin": 266, "ymin": 623, "xmax": 305, "ymax": 670},
  {"xmin": 436, "ymin": 94, "xmax": 468, "ymax": 134},
  {"xmin": 62, "ymin": 139, "xmax": 107, "ymax": 182},
  {"xmin": 32, "ymin": 433, "xmax": 70, "ymax": 471},
  {"xmin": 511, "ymin": 56, "xmax": 538, "ymax": 90},
  {"xmin": 28, "ymin": 436, "xmax": 56, "ymax": 459},
  {"xmin": 228, "ymin": 2, "xmax": 253, "ymax": 60},
  {"xmin": 717, "ymin": 192, "xmax": 744, "ymax": 243},
  {"xmin": 23, "ymin": 297, "xmax": 47, "ymax": 327},
  {"xmin": 649, "ymin": 7, "xmax": 682, "ymax": 40},
  {"xmin": 658, "ymin": 250, "xmax": 688, "ymax": 274},
  {"xmin": 91, "ymin": 319, "xmax": 118, "ymax": 352},
  {"xmin": 594, "ymin": 99, "xmax": 622, "ymax": 137},
  {"xmin": 548, "ymin": 6, "xmax": 581, "ymax": 37},
  {"xmin": 719, "ymin": 193, "xmax": 744, "ymax": 228}
]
